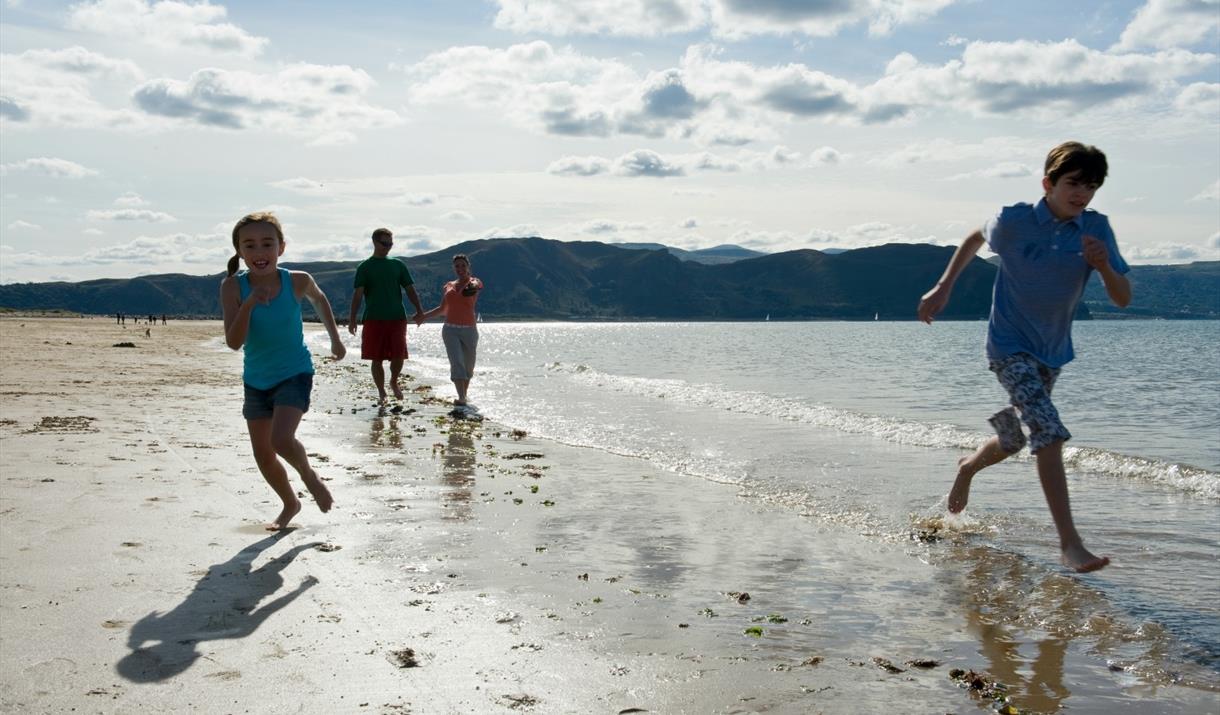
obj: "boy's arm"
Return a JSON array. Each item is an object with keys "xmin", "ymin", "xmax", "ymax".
[
  {"xmin": 1083, "ymin": 235, "xmax": 1132, "ymax": 308},
  {"xmin": 299, "ymin": 272, "xmax": 347, "ymax": 360},
  {"xmin": 918, "ymin": 230, "xmax": 985, "ymax": 324},
  {"xmin": 348, "ymin": 287, "xmax": 364, "ymax": 335}
]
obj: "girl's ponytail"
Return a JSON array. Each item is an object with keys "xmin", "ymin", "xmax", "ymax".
[{"xmin": 227, "ymin": 254, "xmax": 241, "ymax": 276}]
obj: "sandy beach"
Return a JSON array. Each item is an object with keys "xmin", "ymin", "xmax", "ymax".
[{"xmin": 1, "ymin": 316, "xmax": 1215, "ymax": 714}]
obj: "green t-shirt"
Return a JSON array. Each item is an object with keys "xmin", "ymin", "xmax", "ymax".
[{"xmin": 354, "ymin": 256, "xmax": 414, "ymax": 321}]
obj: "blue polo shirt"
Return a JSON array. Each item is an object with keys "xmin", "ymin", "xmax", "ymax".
[{"xmin": 984, "ymin": 198, "xmax": 1129, "ymax": 368}]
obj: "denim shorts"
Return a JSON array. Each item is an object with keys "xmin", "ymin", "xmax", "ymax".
[{"xmin": 242, "ymin": 373, "xmax": 313, "ymax": 420}]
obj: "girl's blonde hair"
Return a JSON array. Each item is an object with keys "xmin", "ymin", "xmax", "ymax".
[{"xmin": 228, "ymin": 212, "xmax": 284, "ymax": 276}]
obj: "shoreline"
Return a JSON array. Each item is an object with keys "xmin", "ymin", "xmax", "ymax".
[{"xmin": 1, "ymin": 317, "xmax": 1216, "ymax": 713}]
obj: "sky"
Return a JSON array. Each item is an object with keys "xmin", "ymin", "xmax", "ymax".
[{"xmin": 0, "ymin": 0, "xmax": 1217, "ymax": 284}]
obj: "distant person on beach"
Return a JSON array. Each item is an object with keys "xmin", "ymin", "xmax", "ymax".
[
  {"xmin": 348, "ymin": 228, "xmax": 424, "ymax": 404},
  {"xmin": 220, "ymin": 211, "xmax": 346, "ymax": 530},
  {"xmin": 418, "ymin": 253, "xmax": 482, "ymax": 407},
  {"xmin": 917, "ymin": 141, "xmax": 1131, "ymax": 573}
]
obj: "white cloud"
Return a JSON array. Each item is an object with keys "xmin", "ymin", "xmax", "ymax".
[
  {"xmin": 680, "ymin": 217, "xmax": 698, "ymax": 228},
  {"xmin": 615, "ymin": 149, "xmax": 686, "ymax": 177},
  {"xmin": 1, "ymin": 232, "xmax": 227, "ymax": 268},
  {"xmin": 1192, "ymin": 179, "xmax": 1220, "ymax": 201},
  {"xmin": 270, "ymin": 177, "xmax": 328, "ymax": 194},
  {"xmin": 83, "ymin": 228, "xmax": 105, "ymax": 235},
  {"xmin": 579, "ymin": 219, "xmax": 646, "ymax": 235},
  {"xmin": 87, "ymin": 208, "xmax": 178, "ymax": 222},
  {"xmin": 1209, "ymin": 232, "xmax": 1220, "ymax": 250},
  {"xmin": 133, "ymin": 64, "xmax": 401, "ymax": 142},
  {"xmin": 441, "ymin": 210, "xmax": 474, "ymax": 221},
  {"xmin": 1114, "ymin": 0, "xmax": 1220, "ymax": 51},
  {"xmin": 403, "ymin": 193, "xmax": 437, "ymax": 206},
  {"xmin": 945, "ymin": 162, "xmax": 1033, "ymax": 181},
  {"xmin": 1175, "ymin": 82, "xmax": 1220, "ymax": 119},
  {"xmin": 480, "ymin": 223, "xmax": 541, "ymax": 239},
  {"xmin": 1124, "ymin": 242, "xmax": 1207, "ymax": 262},
  {"xmin": 490, "ymin": 0, "xmax": 961, "ymax": 39},
  {"xmin": 0, "ymin": 157, "xmax": 100, "ymax": 178},
  {"xmin": 0, "ymin": 47, "xmax": 145, "ymax": 128},
  {"xmin": 493, "ymin": 0, "xmax": 704, "ymax": 37},
  {"xmin": 808, "ymin": 146, "xmax": 841, "ymax": 165},
  {"xmin": 114, "ymin": 192, "xmax": 148, "ymax": 206},
  {"xmin": 7, "ymin": 220, "xmax": 41, "ymax": 230},
  {"xmin": 68, "ymin": 0, "xmax": 269, "ymax": 56},
  {"xmin": 548, "ymin": 155, "xmax": 613, "ymax": 176}
]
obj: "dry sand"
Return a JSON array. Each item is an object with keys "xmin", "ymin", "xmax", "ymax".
[{"xmin": 4, "ymin": 316, "xmax": 1192, "ymax": 714}]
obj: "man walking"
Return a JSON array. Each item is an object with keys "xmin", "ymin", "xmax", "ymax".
[{"xmin": 348, "ymin": 228, "xmax": 424, "ymax": 403}]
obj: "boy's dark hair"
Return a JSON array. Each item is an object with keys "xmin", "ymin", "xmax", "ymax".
[
  {"xmin": 372, "ymin": 228, "xmax": 393, "ymax": 241},
  {"xmin": 1044, "ymin": 142, "xmax": 1107, "ymax": 186},
  {"xmin": 228, "ymin": 211, "xmax": 284, "ymax": 276}
]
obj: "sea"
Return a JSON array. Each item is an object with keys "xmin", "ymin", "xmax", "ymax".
[{"xmin": 323, "ymin": 319, "xmax": 1220, "ymax": 710}]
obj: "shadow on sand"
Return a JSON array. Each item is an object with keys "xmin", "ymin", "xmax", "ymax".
[{"xmin": 116, "ymin": 533, "xmax": 320, "ymax": 682}]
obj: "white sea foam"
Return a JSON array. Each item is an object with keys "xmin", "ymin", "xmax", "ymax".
[{"xmin": 544, "ymin": 361, "xmax": 1220, "ymax": 499}]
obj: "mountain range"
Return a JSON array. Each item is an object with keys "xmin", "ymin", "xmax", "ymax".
[{"xmin": 1, "ymin": 238, "xmax": 1215, "ymax": 321}]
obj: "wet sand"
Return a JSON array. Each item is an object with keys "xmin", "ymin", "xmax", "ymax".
[{"xmin": 1, "ymin": 316, "xmax": 1215, "ymax": 714}]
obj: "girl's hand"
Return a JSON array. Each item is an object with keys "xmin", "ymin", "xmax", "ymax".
[
  {"xmin": 246, "ymin": 285, "xmax": 274, "ymax": 306},
  {"xmin": 1082, "ymin": 235, "xmax": 1109, "ymax": 270},
  {"xmin": 329, "ymin": 340, "xmax": 346, "ymax": 361}
]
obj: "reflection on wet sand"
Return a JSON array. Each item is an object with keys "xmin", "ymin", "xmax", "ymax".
[
  {"xmin": 961, "ymin": 549, "xmax": 1072, "ymax": 713},
  {"xmin": 442, "ymin": 423, "xmax": 476, "ymax": 520},
  {"xmin": 370, "ymin": 413, "xmax": 403, "ymax": 449}
]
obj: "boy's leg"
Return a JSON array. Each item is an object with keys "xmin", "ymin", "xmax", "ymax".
[
  {"xmin": 269, "ymin": 406, "xmax": 333, "ymax": 513},
  {"xmin": 1035, "ymin": 440, "xmax": 1109, "ymax": 572},
  {"xmin": 389, "ymin": 358, "xmax": 404, "ymax": 400},
  {"xmin": 948, "ymin": 436, "xmax": 1012, "ymax": 513},
  {"xmin": 247, "ymin": 418, "xmax": 302, "ymax": 530}
]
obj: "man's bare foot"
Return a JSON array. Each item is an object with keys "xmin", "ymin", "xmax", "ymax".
[
  {"xmin": 267, "ymin": 498, "xmax": 302, "ymax": 530},
  {"xmin": 391, "ymin": 381, "xmax": 404, "ymax": 400},
  {"xmin": 302, "ymin": 470, "xmax": 334, "ymax": 513},
  {"xmin": 947, "ymin": 457, "xmax": 975, "ymax": 514},
  {"xmin": 1062, "ymin": 543, "xmax": 1110, "ymax": 573}
]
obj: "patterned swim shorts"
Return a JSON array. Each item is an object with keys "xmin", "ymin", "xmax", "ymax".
[{"xmin": 988, "ymin": 353, "xmax": 1071, "ymax": 454}]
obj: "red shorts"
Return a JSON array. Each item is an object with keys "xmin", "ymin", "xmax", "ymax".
[{"xmin": 360, "ymin": 319, "xmax": 408, "ymax": 360}]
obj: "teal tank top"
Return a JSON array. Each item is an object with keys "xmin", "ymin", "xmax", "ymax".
[{"xmin": 237, "ymin": 268, "xmax": 314, "ymax": 389}]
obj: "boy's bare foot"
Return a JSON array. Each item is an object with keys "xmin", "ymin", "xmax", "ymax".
[
  {"xmin": 391, "ymin": 381, "xmax": 404, "ymax": 400},
  {"xmin": 947, "ymin": 457, "xmax": 974, "ymax": 514},
  {"xmin": 267, "ymin": 498, "xmax": 302, "ymax": 531},
  {"xmin": 302, "ymin": 469, "xmax": 334, "ymax": 513},
  {"xmin": 1062, "ymin": 544, "xmax": 1110, "ymax": 573}
]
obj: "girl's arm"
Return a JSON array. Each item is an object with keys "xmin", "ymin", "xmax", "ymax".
[
  {"xmin": 220, "ymin": 276, "xmax": 263, "ymax": 350},
  {"xmin": 295, "ymin": 272, "xmax": 347, "ymax": 360},
  {"xmin": 918, "ymin": 230, "xmax": 984, "ymax": 324}
]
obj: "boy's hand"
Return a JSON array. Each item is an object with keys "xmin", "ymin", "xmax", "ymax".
[
  {"xmin": 918, "ymin": 283, "xmax": 951, "ymax": 324},
  {"xmin": 1082, "ymin": 234, "xmax": 1109, "ymax": 270},
  {"xmin": 329, "ymin": 340, "xmax": 346, "ymax": 361},
  {"xmin": 347, "ymin": 321, "xmax": 358, "ymax": 336}
]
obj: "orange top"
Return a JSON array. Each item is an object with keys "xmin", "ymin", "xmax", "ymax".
[{"xmin": 441, "ymin": 278, "xmax": 481, "ymax": 326}]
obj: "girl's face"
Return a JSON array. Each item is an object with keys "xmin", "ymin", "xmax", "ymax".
[
  {"xmin": 453, "ymin": 259, "xmax": 470, "ymax": 279},
  {"xmin": 236, "ymin": 222, "xmax": 284, "ymax": 274}
]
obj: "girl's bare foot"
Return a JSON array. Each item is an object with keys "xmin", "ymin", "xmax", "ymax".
[
  {"xmin": 302, "ymin": 470, "xmax": 334, "ymax": 513},
  {"xmin": 947, "ymin": 457, "xmax": 975, "ymax": 514},
  {"xmin": 391, "ymin": 381, "xmax": 404, "ymax": 400},
  {"xmin": 1062, "ymin": 543, "xmax": 1110, "ymax": 573},
  {"xmin": 267, "ymin": 498, "xmax": 302, "ymax": 530}
]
